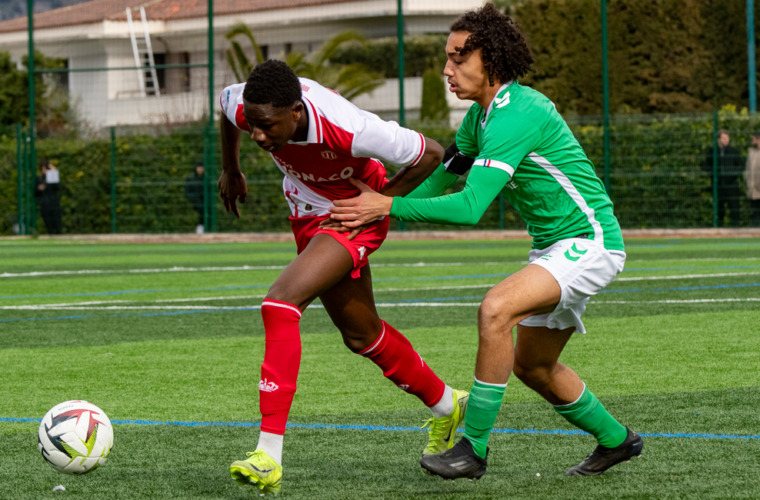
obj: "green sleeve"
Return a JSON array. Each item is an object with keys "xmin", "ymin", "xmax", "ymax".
[
  {"xmin": 404, "ymin": 164, "xmax": 460, "ymax": 199},
  {"xmin": 390, "ymin": 166, "xmax": 510, "ymax": 225}
]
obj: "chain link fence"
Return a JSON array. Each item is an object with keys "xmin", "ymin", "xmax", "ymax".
[{"xmin": 2, "ymin": 1, "xmax": 759, "ymax": 235}]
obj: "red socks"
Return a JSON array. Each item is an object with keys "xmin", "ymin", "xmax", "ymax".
[
  {"xmin": 359, "ymin": 320, "xmax": 445, "ymax": 407},
  {"xmin": 259, "ymin": 299, "xmax": 302, "ymax": 435},
  {"xmin": 258, "ymin": 303, "xmax": 444, "ymax": 435}
]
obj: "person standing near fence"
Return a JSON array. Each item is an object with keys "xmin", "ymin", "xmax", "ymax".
[
  {"xmin": 704, "ymin": 130, "xmax": 743, "ymax": 227},
  {"xmin": 329, "ymin": 2, "xmax": 643, "ymax": 480},
  {"xmin": 745, "ymin": 132, "xmax": 760, "ymax": 226},
  {"xmin": 218, "ymin": 59, "xmax": 468, "ymax": 495},
  {"xmin": 184, "ymin": 159, "xmax": 205, "ymax": 234},
  {"xmin": 34, "ymin": 160, "xmax": 62, "ymax": 235}
]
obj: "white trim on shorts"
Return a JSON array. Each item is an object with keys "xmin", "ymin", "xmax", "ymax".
[{"xmin": 518, "ymin": 237, "xmax": 626, "ymax": 333}]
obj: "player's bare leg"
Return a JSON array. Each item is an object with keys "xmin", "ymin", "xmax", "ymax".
[{"xmin": 420, "ymin": 264, "xmax": 559, "ymax": 479}]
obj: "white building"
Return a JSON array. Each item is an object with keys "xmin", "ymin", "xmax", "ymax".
[{"xmin": 0, "ymin": 0, "xmax": 478, "ymax": 129}]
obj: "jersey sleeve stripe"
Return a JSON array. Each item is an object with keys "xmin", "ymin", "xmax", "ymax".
[
  {"xmin": 234, "ymin": 105, "xmax": 250, "ymax": 133},
  {"xmin": 474, "ymin": 158, "xmax": 515, "ymax": 177},
  {"xmin": 409, "ymin": 132, "xmax": 425, "ymax": 166}
]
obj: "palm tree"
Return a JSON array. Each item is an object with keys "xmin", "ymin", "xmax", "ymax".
[
  {"xmin": 225, "ymin": 25, "xmax": 384, "ymax": 101},
  {"xmin": 224, "ymin": 22, "xmax": 265, "ymax": 82}
]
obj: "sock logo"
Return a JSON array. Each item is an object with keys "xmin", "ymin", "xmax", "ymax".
[{"xmin": 259, "ymin": 378, "xmax": 279, "ymax": 392}]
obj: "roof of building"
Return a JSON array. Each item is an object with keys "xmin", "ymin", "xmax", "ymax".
[{"xmin": 0, "ymin": 0, "xmax": 356, "ymax": 33}]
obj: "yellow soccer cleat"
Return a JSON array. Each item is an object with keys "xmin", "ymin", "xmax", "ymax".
[
  {"xmin": 421, "ymin": 389, "xmax": 469, "ymax": 456},
  {"xmin": 229, "ymin": 449, "xmax": 283, "ymax": 495}
]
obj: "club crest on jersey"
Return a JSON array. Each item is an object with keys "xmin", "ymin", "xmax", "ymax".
[
  {"xmin": 259, "ymin": 378, "xmax": 279, "ymax": 392},
  {"xmin": 321, "ymin": 150, "xmax": 338, "ymax": 160},
  {"xmin": 494, "ymin": 91, "xmax": 511, "ymax": 108}
]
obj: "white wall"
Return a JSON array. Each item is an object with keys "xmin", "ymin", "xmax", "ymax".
[{"xmin": 0, "ymin": 0, "xmax": 483, "ymax": 129}]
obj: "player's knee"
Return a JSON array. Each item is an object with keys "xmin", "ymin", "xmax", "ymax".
[
  {"xmin": 340, "ymin": 328, "xmax": 378, "ymax": 353},
  {"xmin": 478, "ymin": 296, "xmax": 516, "ymax": 331}
]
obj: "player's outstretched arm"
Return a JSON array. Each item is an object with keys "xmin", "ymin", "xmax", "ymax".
[{"xmin": 218, "ymin": 114, "xmax": 247, "ymax": 218}]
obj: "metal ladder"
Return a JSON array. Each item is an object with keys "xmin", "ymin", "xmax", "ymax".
[{"xmin": 126, "ymin": 6, "xmax": 160, "ymax": 97}]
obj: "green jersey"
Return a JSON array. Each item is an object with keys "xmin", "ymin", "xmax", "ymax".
[{"xmin": 392, "ymin": 82, "xmax": 624, "ymax": 251}]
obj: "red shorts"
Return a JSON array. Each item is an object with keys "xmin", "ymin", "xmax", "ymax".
[{"xmin": 289, "ymin": 215, "xmax": 389, "ymax": 279}]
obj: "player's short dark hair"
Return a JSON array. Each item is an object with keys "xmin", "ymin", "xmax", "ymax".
[
  {"xmin": 450, "ymin": 2, "xmax": 534, "ymax": 86},
  {"xmin": 243, "ymin": 60, "xmax": 302, "ymax": 108},
  {"xmin": 753, "ymin": 131, "xmax": 760, "ymax": 138}
]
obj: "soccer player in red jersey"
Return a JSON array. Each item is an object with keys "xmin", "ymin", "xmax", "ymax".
[{"xmin": 219, "ymin": 60, "xmax": 468, "ymax": 495}]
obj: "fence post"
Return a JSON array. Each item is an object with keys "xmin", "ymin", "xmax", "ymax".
[
  {"xmin": 712, "ymin": 110, "xmax": 719, "ymax": 228},
  {"xmin": 748, "ymin": 0, "xmax": 757, "ymax": 112},
  {"xmin": 203, "ymin": 125, "xmax": 217, "ymax": 233},
  {"xmin": 110, "ymin": 126, "xmax": 117, "ymax": 234},
  {"xmin": 22, "ymin": 131, "xmax": 36, "ymax": 234},
  {"xmin": 207, "ymin": 0, "xmax": 216, "ymax": 233},
  {"xmin": 15, "ymin": 124, "xmax": 25, "ymax": 235},
  {"xmin": 601, "ymin": 0, "xmax": 611, "ymax": 194}
]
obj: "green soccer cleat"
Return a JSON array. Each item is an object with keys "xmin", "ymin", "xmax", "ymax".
[
  {"xmin": 229, "ymin": 449, "xmax": 283, "ymax": 495},
  {"xmin": 421, "ymin": 389, "xmax": 469, "ymax": 456}
]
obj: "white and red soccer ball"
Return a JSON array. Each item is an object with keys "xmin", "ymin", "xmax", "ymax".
[{"xmin": 37, "ymin": 400, "xmax": 113, "ymax": 474}]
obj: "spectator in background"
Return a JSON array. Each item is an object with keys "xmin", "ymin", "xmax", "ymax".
[
  {"xmin": 746, "ymin": 132, "xmax": 760, "ymax": 226},
  {"xmin": 185, "ymin": 159, "xmax": 205, "ymax": 234},
  {"xmin": 704, "ymin": 130, "xmax": 743, "ymax": 227},
  {"xmin": 34, "ymin": 160, "xmax": 62, "ymax": 234}
]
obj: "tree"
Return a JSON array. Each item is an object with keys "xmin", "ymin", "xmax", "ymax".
[
  {"xmin": 225, "ymin": 22, "xmax": 265, "ymax": 83},
  {"xmin": 420, "ymin": 66, "xmax": 449, "ymax": 121},
  {"xmin": 224, "ymin": 25, "xmax": 384, "ymax": 101},
  {"xmin": 0, "ymin": 50, "xmax": 70, "ymax": 134},
  {"xmin": 512, "ymin": 0, "xmax": 748, "ymax": 115},
  {"xmin": 0, "ymin": 51, "xmax": 28, "ymax": 126}
]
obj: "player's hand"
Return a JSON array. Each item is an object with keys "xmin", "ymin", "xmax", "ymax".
[
  {"xmin": 218, "ymin": 171, "xmax": 247, "ymax": 218},
  {"xmin": 318, "ymin": 218, "xmax": 365, "ymax": 241},
  {"xmin": 329, "ymin": 178, "xmax": 393, "ymax": 228}
]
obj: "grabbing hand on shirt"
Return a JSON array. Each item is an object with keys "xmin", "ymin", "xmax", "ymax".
[{"xmin": 329, "ymin": 178, "xmax": 393, "ymax": 228}]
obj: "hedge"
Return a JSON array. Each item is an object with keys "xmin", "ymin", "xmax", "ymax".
[{"xmin": 2, "ymin": 110, "xmax": 758, "ymax": 236}]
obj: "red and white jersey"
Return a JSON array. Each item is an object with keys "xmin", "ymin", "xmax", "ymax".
[{"xmin": 220, "ymin": 78, "xmax": 426, "ymax": 217}]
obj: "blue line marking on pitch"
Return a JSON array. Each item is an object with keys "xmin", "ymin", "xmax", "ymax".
[
  {"xmin": 0, "ymin": 307, "xmax": 263, "ymax": 323},
  {"xmin": 4, "ymin": 264, "xmax": 760, "ymax": 300},
  {"xmin": 2, "ymin": 279, "xmax": 758, "ymax": 323},
  {"xmin": 4, "ymin": 416, "xmax": 758, "ymax": 440},
  {"xmin": 1, "ymin": 284, "xmax": 271, "ymax": 300}
]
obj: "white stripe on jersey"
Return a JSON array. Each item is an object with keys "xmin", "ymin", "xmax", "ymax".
[{"xmin": 527, "ymin": 152, "xmax": 604, "ymax": 246}]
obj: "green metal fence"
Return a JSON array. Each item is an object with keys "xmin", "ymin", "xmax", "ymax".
[
  {"xmin": 3, "ymin": 110, "xmax": 759, "ymax": 236},
  {"xmin": 3, "ymin": 1, "xmax": 760, "ymax": 236}
]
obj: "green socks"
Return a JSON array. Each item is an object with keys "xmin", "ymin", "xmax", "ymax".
[
  {"xmin": 554, "ymin": 385, "xmax": 628, "ymax": 448},
  {"xmin": 463, "ymin": 379, "xmax": 506, "ymax": 458}
]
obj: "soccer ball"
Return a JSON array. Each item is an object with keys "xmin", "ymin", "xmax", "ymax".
[{"xmin": 37, "ymin": 400, "xmax": 113, "ymax": 475}]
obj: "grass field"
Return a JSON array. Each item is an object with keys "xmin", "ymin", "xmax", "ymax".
[{"xmin": 1, "ymin": 234, "xmax": 759, "ymax": 499}]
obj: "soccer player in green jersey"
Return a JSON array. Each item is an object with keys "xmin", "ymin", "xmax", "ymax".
[{"xmin": 329, "ymin": 2, "xmax": 643, "ymax": 480}]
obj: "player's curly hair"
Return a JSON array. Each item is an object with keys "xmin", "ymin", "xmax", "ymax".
[
  {"xmin": 243, "ymin": 59, "xmax": 302, "ymax": 108},
  {"xmin": 450, "ymin": 2, "xmax": 534, "ymax": 86}
]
